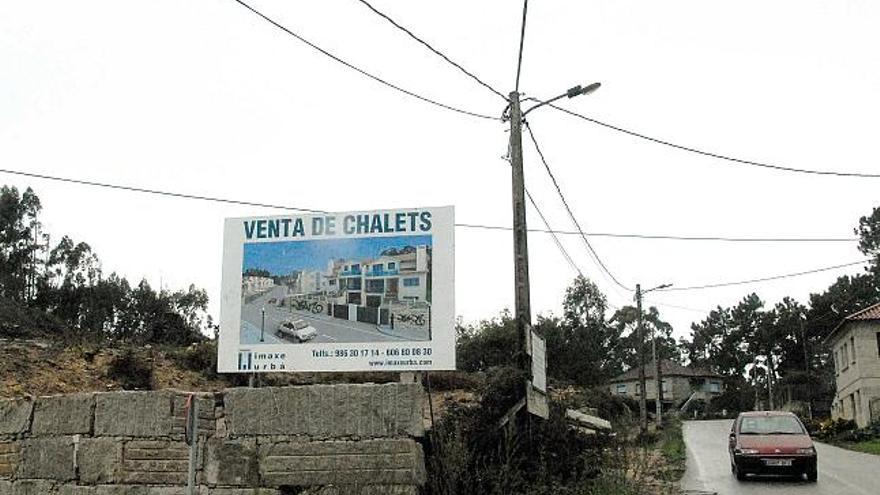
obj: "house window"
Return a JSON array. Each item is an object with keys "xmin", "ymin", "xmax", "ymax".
[
  {"xmin": 403, "ymin": 277, "xmax": 420, "ymax": 287},
  {"xmin": 616, "ymin": 384, "xmax": 627, "ymax": 394},
  {"xmin": 635, "ymin": 383, "xmax": 641, "ymax": 396},
  {"xmin": 708, "ymin": 381, "xmax": 721, "ymax": 393},
  {"xmin": 661, "ymin": 379, "xmax": 669, "ymax": 393},
  {"xmin": 876, "ymin": 332, "xmax": 880, "ymax": 357},
  {"xmin": 388, "ymin": 262, "xmax": 396, "ymax": 270},
  {"xmin": 851, "ymin": 336, "xmax": 856, "ymax": 364}
]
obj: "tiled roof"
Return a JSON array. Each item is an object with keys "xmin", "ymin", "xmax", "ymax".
[
  {"xmin": 608, "ymin": 359, "xmax": 722, "ymax": 383},
  {"xmin": 824, "ymin": 301, "xmax": 880, "ymax": 344},
  {"xmin": 845, "ymin": 302, "xmax": 880, "ymax": 321}
]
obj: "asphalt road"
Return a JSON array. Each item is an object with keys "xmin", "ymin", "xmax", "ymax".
[
  {"xmin": 681, "ymin": 419, "xmax": 880, "ymax": 495},
  {"xmin": 239, "ymin": 286, "xmax": 406, "ymax": 345}
]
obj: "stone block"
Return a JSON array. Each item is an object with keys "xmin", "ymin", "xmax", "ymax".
[
  {"xmin": 258, "ymin": 439, "xmax": 425, "ymax": 487},
  {"xmin": 78, "ymin": 438, "xmax": 122, "ymax": 484},
  {"xmin": 119, "ymin": 439, "xmax": 192, "ymax": 485},
  {"xmin": 94, "ymin": 391, "xmax": 174, "ymax": 437},
  {"xmin": 18, "ymin": 437, "xmax": 75, "ymax": 480},
  {"xmin": 7, "ymin": 479, "xmax": 58, "ymax": 494},
  {"xmin": 32, "ymin": 394, "xmax": 94, "ymax": 436},
  {"xmin": 225, "ymin": 384, "xmax": 424, "ymax": 439},
  {"xmin": 204, "ymin": 439, "xmax": 258, "ymax": 486},
  {"xmin": 198, "ymin": 489, "xmax": 279, "ymax": 495},
  {"xmin": 58, "ymin": 485, "xmax": 96, "ymax": 495},
  {"xmin": 0, "ymin": 399, "xmax": 33, "ymax": 437},
  {"xmin": 0, "ymin": 442, "xmax": 20, "ymax": 479}
]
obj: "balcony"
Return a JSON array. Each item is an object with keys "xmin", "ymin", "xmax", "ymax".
[
  {"xmin": 365, "ymin": 268, "xmax": 399, "ymax": 277},
  {"xmin": 340, "ymin": 268, "xmax": 362, "ymax": 277}
]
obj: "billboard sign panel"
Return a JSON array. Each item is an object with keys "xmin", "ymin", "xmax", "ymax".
[{"xmin": 218, "ymin": 207, "xmax": 454, "ymax": 372}]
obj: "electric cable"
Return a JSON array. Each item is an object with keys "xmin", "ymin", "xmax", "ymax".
[
  {"xmin": 231, "ymin": 0, "xmax": 500, "ymax": 121},
  {"xmin": 523, "ymin": 121, "xmax": 634, "ymax": 291},
  {"xmin": 514, "ymin": 0, "xmax": 529, "ymax": 92},
  {"xmin": 0, "ymin": 167, "xmax": 858, "ymax": 243},
  {"xmin": 659, "ymin": 259, "xmax": 871, "ymax": 292},
  {"xmin": 541, "ymin": 101, "xmax": 880, "ymax": 178},
  {"xmin": 354, "ymin": 0, "xmax": 507, "ymax": 101}
]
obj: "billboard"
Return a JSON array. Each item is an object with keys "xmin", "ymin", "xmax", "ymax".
[{"xmin": 218, "ymin": 207, "xmax": 454, "ymax": 372}]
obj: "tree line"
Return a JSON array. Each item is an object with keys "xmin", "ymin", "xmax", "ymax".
[
  {"xmin": 458, "ymin": 205, "xmax": 880, "ymax": 415},
  {"xmin": 0, "ymin": 185, "xmax": 211, "ymax": 345}
]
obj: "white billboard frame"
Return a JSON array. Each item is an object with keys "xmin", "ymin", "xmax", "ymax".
[{"xmin": 218, "ymin": 206, "xmax": 455, "ymax": 373}]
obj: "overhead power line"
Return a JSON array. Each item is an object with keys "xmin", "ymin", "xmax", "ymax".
[
  {"xmin": 524, "ymin": 121, "xmax": 634, "ymax": 292},
  {"xmin": 231, "ymin": 0, "xmax": 499, "ymax": 121},
  {"xmin": 1, "ymin": 167, "xmax": 858, "ymax": 243},
  {"xmin": 354, "ymin": 0, "xmax": 507, "ymax": 101},
  {"xmin": 454, "ymin": 223, "xmax": 856, "ymax": 243},
  {"xmin": 525, "ymin": 187, "xmax": 583, "ymax": 278},
  {"xmin": 0, "ymin": 168, "xmax": 328, "ymax": 214},
  {"xmin": 660, "ymin": 259, "xmax": 872, "ymax": 292},
  {"xmin": 514, "ymin": 0, "xmax": 529, "ymax": 91},
  {"xmin": 540, "ymin": 102, "xmax": 880, "ymax": 178}
]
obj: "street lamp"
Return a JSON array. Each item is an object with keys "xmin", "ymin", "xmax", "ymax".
[{"xmin": 522, "ymin": 82, "xmax": 601, "ymax": 117}]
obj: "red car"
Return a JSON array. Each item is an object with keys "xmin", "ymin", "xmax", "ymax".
[{"xmin": 728, "ymin": 411, "xmax": 818, "ymax": 482}]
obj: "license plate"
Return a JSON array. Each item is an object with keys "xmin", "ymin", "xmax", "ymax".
[{"xmin": 764, "ymin": 459, "xmax": 792, "ymax": 467}]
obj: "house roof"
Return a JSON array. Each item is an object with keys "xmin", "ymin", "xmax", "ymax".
[
  {"xmin": 608, "ymin": 359, "xmax": 722, "ymax": 383},
  {"xmin": 824, "ymin": 301, "xmax": 880, "ymax": 344}
]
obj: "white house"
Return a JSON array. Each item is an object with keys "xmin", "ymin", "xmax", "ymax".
[
  {"xmin": 826, "ymin": 302, "xmax": 880, "ymax": 428},
  {"xmin": 327, "ymin": 245, "xmax": 430, "ymax": 308}
]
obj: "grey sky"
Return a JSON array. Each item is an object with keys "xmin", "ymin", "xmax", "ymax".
[{"xmin": 1, "ymin": 0, "xmax": 878, "ymax": 339}]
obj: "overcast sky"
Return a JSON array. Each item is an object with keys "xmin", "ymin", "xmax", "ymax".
[{"xmin": 2, "ymin": 0, "xmax": 878, "ymax": 340}]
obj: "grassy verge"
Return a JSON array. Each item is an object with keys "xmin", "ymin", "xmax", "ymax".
[
  {"xmin": 832, "ymin": 438, "xmax": 880, "ymax": 455},
  {"xmin": 658, "ymin": 419, "xmax": 687, "ymax": 481}
]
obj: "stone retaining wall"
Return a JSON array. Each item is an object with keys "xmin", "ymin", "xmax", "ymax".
[{"xmin": 0, "ymin": 384, "xmax": 425, "ymax": 494}]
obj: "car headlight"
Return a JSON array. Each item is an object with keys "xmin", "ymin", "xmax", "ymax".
[
  {"xmin": 736, "ymin": 448, "xmax": 759, "ymax": 455},
  {"xmin": 796, "ymin": 447, "xmax": 816, "ymax": 455}
]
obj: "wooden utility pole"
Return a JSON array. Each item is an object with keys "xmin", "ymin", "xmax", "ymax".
[
  {"xmin": 652, "ymin": 317, "xmax": 663, "ymax": 428},
  {"xmin": 508, "ymin": 91, "xmax": 531, "ymax": 361},
  {"xmin": 636, "ymin": 284, "xmax": 647, "ymax": 434}
]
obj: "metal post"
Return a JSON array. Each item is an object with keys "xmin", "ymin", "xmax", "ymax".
[
  {"xmin": 636, "ymin": 284, "xmax": 647, "ymax": 434},
  {"xmin": 509, "ymin": 91, "xmax": 532, "ymax": 361},
  {"xmin": 186, "ymin": 397, "xmax": 199, "ymax": 495},
  {"xmin": 260, "ymin": 306, "xmax": 265, "ymax": 342}
]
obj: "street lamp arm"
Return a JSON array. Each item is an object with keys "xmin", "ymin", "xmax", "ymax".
[{"xmin": 522, "ymin": 82, "xmax": 601, "ymax": 117}]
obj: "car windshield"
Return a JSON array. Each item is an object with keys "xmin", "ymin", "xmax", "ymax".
[
  {"xmin": 739, "ymin": 416, "xmax": 804, "ymax": 435},
  {"xmin": 293, "ymin": 321, "xmax": 310, "ymax": 330}
]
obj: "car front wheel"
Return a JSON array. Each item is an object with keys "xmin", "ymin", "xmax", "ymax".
[
  {"xmin": 806, "ymin": 465, "xmax": 817, "ymax": 482},
  {"xmin": 733, "ymin": 464, "xmax": 747, "ymax": 481}
]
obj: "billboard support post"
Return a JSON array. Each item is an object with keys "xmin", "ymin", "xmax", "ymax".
[{"xmin": 260, "ymin": 307, "xmax": 265, "ymax": 343}]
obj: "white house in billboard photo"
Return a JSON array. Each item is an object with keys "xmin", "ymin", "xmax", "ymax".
[
  {"xmin": 326, "ymin": 245, "xmax": 430, "ymax": 308},
  {"xmin": 242, "ymin": 275, "xmax": 273, "ymax": 296}
]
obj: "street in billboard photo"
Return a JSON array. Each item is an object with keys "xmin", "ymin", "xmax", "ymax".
[{"xmin": 239, "ymin": 235, "xmax": 433, "ymax": 345}]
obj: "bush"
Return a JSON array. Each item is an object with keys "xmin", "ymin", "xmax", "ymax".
[
  {"xmin": 424, "ymin": 366, "xmax": 615, "ymax": 495},
  {"xmin": 106, "ymin": 348, "xmax": 153, "ymax": 390}
]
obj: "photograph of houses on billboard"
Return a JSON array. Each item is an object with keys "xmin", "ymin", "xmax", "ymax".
[{"xmin": 239, "ymin": 235, "xmax": 433, "ymax": 345}]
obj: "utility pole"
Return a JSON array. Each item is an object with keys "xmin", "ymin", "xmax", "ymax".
[
  {"xmin": 801, "ymin": 319, "xmax": 813, "ymax": 419},
  {"xmin": 636, "ymin": 284, "xmax": 647, "ymax": 434},
  {"xmin": 634, "ymin": 282, "xmax": 671, "ymax": 433},
  {"xmin": 652, "ymin": 315, "xmax": 663, "ymax": 428},
  {"xmin": 509, "ymin": 91, "xmax": 531, "ymax": 361}
]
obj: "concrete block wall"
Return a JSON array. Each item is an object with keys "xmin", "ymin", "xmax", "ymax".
[{"xmin": 0, "ymin": 384, "xmax": 425, "ymax": 495}]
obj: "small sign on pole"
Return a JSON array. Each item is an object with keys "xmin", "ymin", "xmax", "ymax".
[{"xmin": 527, "ymin": 329, "xmax": 549, "ymax": 419}]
